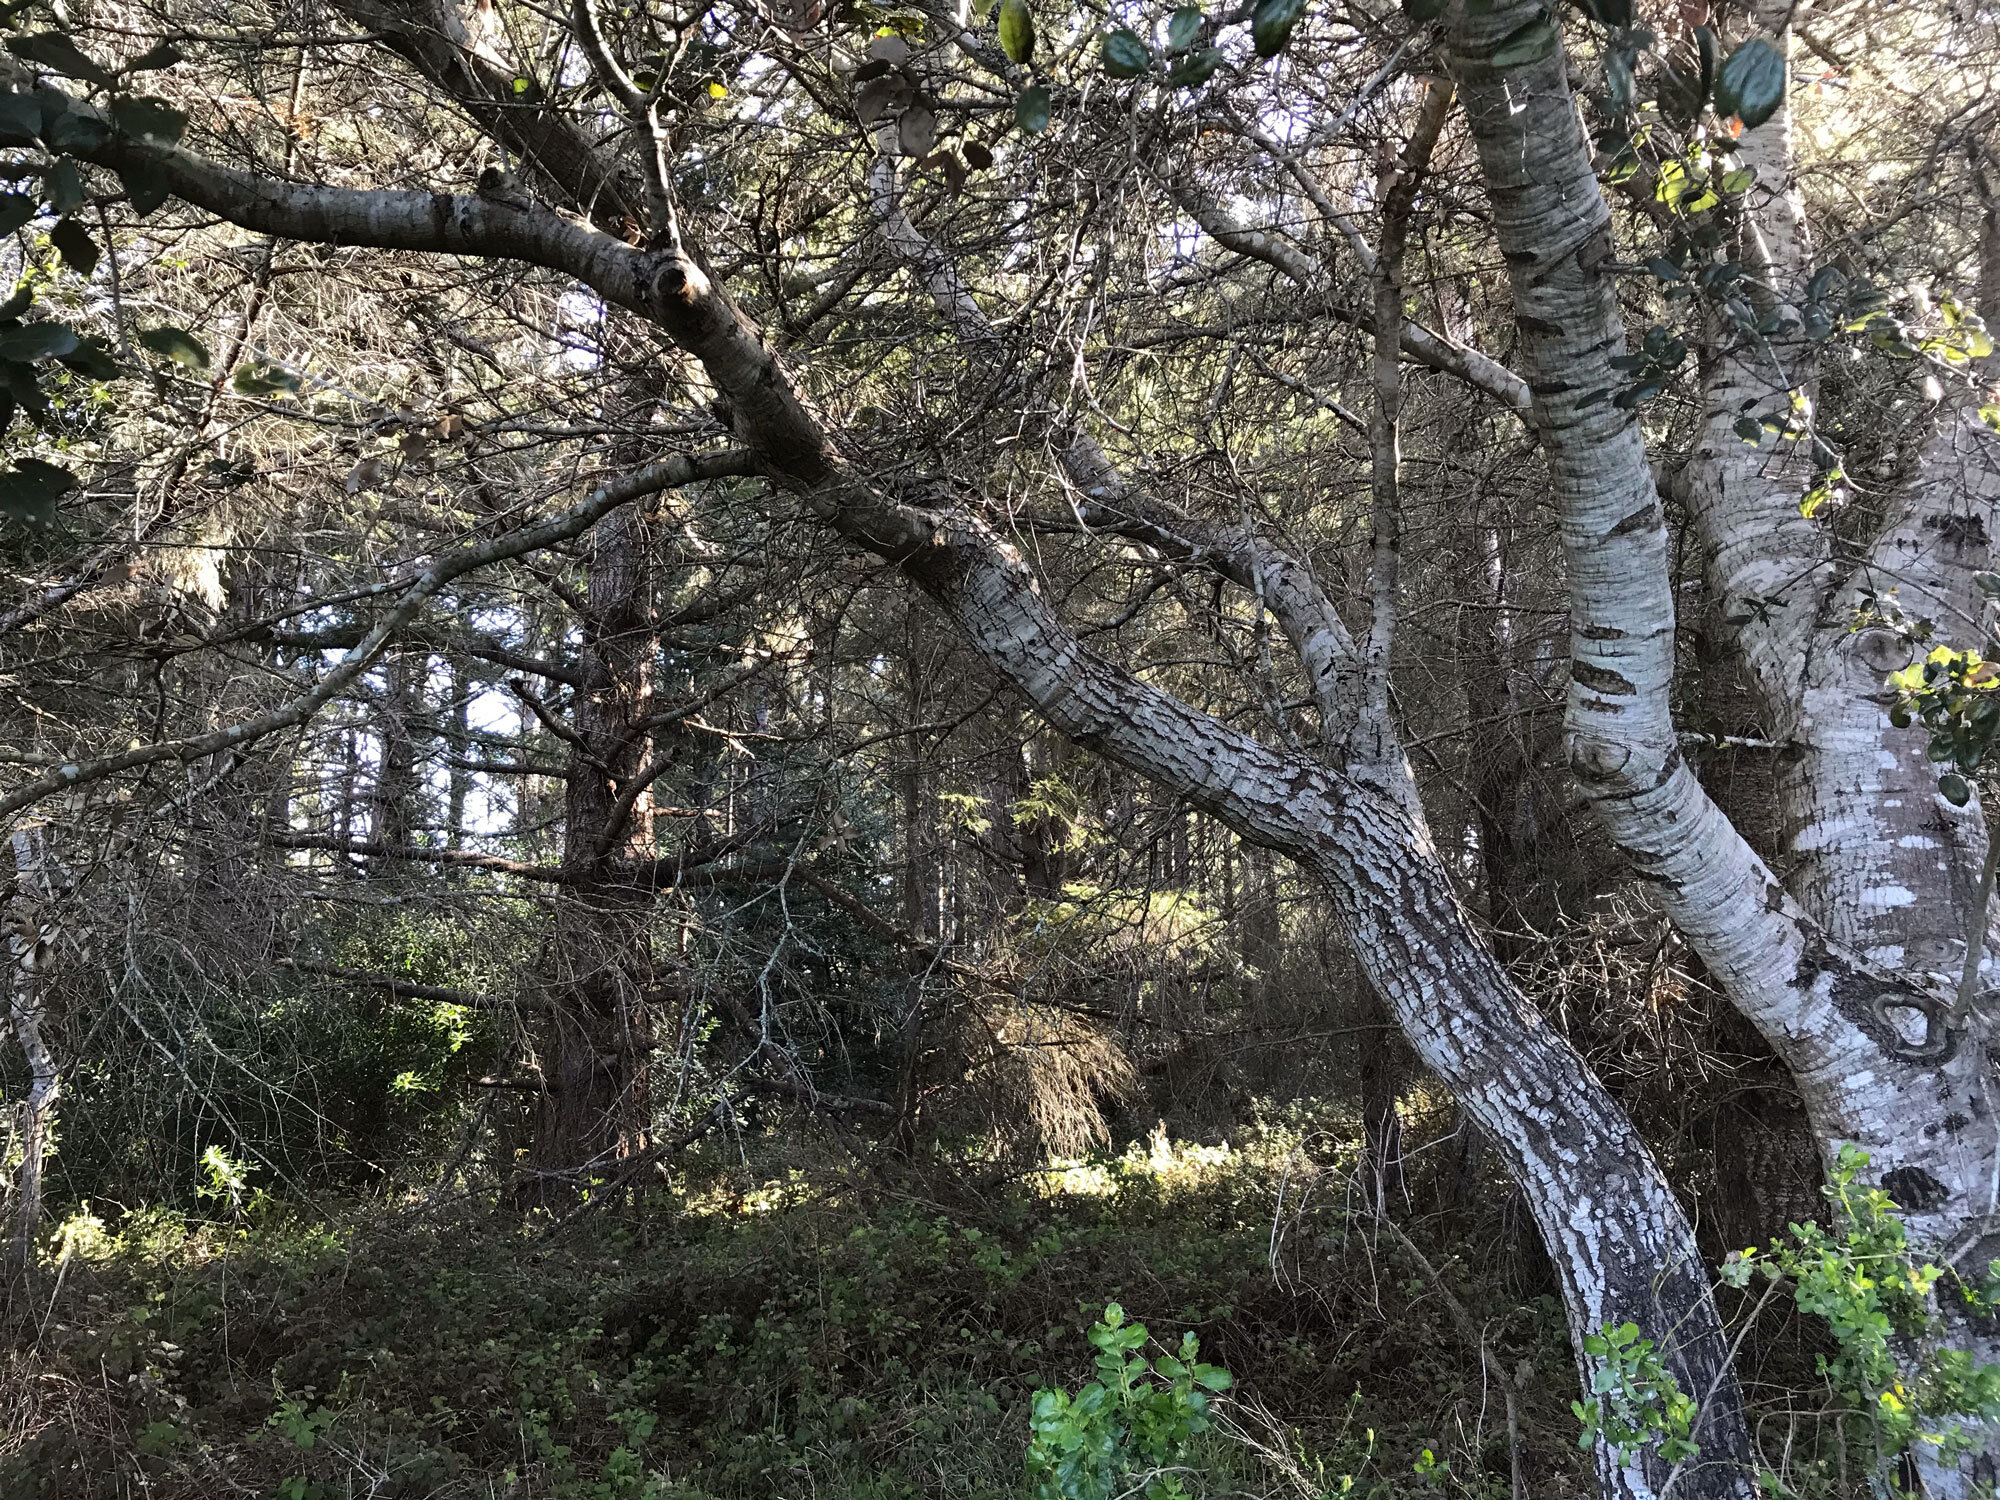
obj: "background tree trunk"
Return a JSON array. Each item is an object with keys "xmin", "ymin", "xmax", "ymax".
[{"xmin": 524, "ymin": 498, "xmax": 660, "ymax": 1202}]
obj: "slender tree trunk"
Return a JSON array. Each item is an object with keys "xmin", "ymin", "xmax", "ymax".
[
  {"xmin": 369, "ymin": 646, "xmax": 423, "ymax": 863},
  {"xmin": 6, "ymin": 828, "xmax": 56, "ymax": 1282},
  {"xmin": 1357, "ymin": 979, "xmax": 1406, "ymax": 1211},
  {"xmin": 893, "ymin": 609, "xmax": 936, "ymax": 1149},
  {"xmin": 523, "ymin": 497, "xmax": 660, "ymax": 1203},
  {"xmin": 446, "ymin": 662, "xmax": 470, "ymax": 851}
]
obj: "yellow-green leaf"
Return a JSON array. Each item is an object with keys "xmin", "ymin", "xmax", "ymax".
[{"xmin": 998, "ymin": 0, "xmax": 1035, "ymax": 64}]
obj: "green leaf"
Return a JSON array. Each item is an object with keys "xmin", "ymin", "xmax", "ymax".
[
  {"xmin": 1941, "ymin": 772, "xmax": 1972, "ymax": 807},
  {"xmin": 0, "ymin": 192, "xmax": 35, "ymax": 238},
  {"xmin": 1718, "ymin": 166, "xmax": 1755, "ymax": 194},
  {"xmin": 5, "ymin": 32, "xmax": 115, "ymax": 88},
  {"xmin": 49, "ymin": 216, "xmax": 97, "ymax": 275},
  {"xmin": 1251, "ymin": 0, "xmax": 1307, "ymax": 58},
  {"xmin": 0, "ymin": 285, "xmax": 32, "ymax": 321},
  {"xmin": 232, "ymin": 359, "xmax": 302, "ymax": 396},
  {"xmin": 1166, "ymin": 5, "xmax": 1203, "ymax": 50},
  {"xmin": 41, "ymin": 104, "xmax": 107, "ymax": 155},
  {"xmin": 1491, "ymin": 15, "xmax": 1558, "ymax": 68},
  {"xmin": 0, "ymin": 92, "xmax": 41, "ymax": 146},
  {"xmin": 1732, "ymin": 416, "xmax": 1762, "ymax": 443},
  {"xmin": 0, "ymin": 320, "xmax": 76, "ymax": 361},
  {"xmin": 997, "ymin": 0, "xmax": 1034, "ymax": 64},
  {"xmin": 1714, "ymin": 37, "xmax": 1785, "ymax": 130},
  {"xmin": 1404, "ymin": 0, "xmax": 1446, "ymax": 19},
  {"xmin": 1101, "ymin": 28, "xmax": 1150, "ymax": 78},
  {"xmin": 117, "ymin": 163, "xmax": 171, "ymax": 216},
  {"xmin": 0, "ymin": 456, "xmax": 75, "ymax": 524},
  {"xmin": 110, "ymin": 95, "xmax": 186, "ymax": 144},
  {"xmin": 1169, "ymin": 46, "xmax": 1222, "ymax": 87},
  {"xmin": 44, "ymin": 156, "xmax": 83, "ymax": 215},
  {"xmin": 1976, "ymin": 571, "xmax": 2000, "ymax": 599},
  {"xmin": 138, "ymin": 324, "xmax": 209, "ymax": 370},
  {"xmin": 124, "ymin": 39, "xmax": 183, "ymax": 73},
  {"xmin": 58, "ymin": 332, "xmax": 118, "ymax": 380},
  {"xmin": 1014, "ymin": 84, "xmax": 1049, "ymax": 133},
  {"xmin": 1605, "ymin": 43, "xmax": 1634, "ymax": 112}
]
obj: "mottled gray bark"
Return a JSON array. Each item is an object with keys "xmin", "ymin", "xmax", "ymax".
[{"xmin": 1450, "ymin": 5, "xmax": 2000, "ymax": 1492}]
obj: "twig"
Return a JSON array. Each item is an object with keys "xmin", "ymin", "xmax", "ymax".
[{"xmin": 1374, "ymin": 1212, "xmax": 1526, "ymax": 1500}]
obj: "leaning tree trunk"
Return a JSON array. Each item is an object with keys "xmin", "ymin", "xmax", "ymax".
[{"xmin": 638, "ymin": 148, "xmax": 1755, "ymax": 1500}]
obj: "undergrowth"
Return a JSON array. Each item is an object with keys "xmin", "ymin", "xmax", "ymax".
[{"xmin": 0, "ymin": 1127, "xmax": 1585, "ymax": 1500}]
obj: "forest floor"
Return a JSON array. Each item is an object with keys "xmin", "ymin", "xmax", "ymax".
[{"xmin": 0, "ymin": 1123, "xmax": 1822, "ymax": 1500}]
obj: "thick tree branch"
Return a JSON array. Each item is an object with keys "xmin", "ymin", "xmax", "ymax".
[{"xmin": 336, "ymin": 0, "xmax": 644, "ymax": 231}]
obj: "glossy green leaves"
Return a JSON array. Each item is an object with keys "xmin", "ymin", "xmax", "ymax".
[
  {"xmin": 49, "ymin": 217, "xmax": 96, "ymax": 274},
  {"xmin": 110, "ymin": 95, "xmax": 187, "ymax": 144},
  {"xmin": 1714, "ymin": 37, "xmax": 1785, "ymax": 130},
  {"xmin": 5, "ymin": 32, "xmax": 114, "ymax": 88},
  {"xmin": 0, "ymin": 456, "xmax": 76, "ymax": 525},
  {"xmin": 0, "ymin": 321, "xmax": 76, "ymax": 363},
  {"xmin": 1168, "ymin": 47, "xmax": 1222, "ymax": 87},
  {"xmin": 1100, "ymin": 29, "xmax": 1150, "ymax": 78},
  {"xmin": 233, "ymin": 360, "xmax": 303, "ymax": 397},
  {"xmin": 138, "ymin": 325, "xmax": 211, "ymax": 370},
  {"xmin": 1251, "ymin": 0, "xmax": 1306, "ymax": 58},
  {"xmin": 1166, "ymin": 6, "xmax": 1203, "ymax": 49},
  {"xmin": 1014, "ymin": 84, "xmax": 1050, "ymax": 133},
  {"xmin": 1026, "ymin": 1305, "xmax": 1234, "ymax": 1500}
]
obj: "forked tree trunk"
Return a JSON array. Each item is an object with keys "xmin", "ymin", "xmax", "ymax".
[
  {"xmin": 1449, "ymin": 6, "xmax": 2000, "ymax": 1492},
  {"xmin": 623, "ymin": 195, "xmax": 1756, "ymax": 1500}
]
